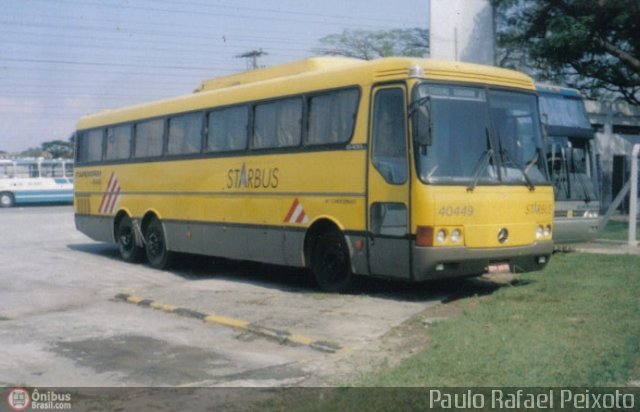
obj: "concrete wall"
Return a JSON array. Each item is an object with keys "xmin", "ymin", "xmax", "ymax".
[
  {"xmin": 585, "ymin": 100, "xmax": 640, "ymax": 211},
  {"xmin": 429, "ymin": 0, "xmax": 495, "ymax": 65}
]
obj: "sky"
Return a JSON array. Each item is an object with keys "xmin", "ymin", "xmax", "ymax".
[{"xmin": 1, "ymin": 0, "xmax": 428, "ymax": 153}]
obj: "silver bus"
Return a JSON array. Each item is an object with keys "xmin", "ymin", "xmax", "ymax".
[{"xmin": 537, "ymin": 84, "xmax": 599, "ymax": 243}]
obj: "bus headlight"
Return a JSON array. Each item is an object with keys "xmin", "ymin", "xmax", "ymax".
[
  {"xmin": 436, "ymin": 229, "xmax": 447, "ymax": 244},
  {"xmin": 536, "ymin": 225, "xmax": 544, "ymax": 239},
  {"xmin": 583, "ymin": 210, "xmax": 599, "ymax": 218},
  {"xmin": 450, "ymin": 228, "xmax": 462, "ymax": 243},
  {"xmin": 544, "ymin": 225, "xmax": 552, "ymax": 238}
]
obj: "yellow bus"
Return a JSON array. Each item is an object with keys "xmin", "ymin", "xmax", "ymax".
[{"xmin": 74, "ymin": 57, "xmax": 554, "ymax": 292}]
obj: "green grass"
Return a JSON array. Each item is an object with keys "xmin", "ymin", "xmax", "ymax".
[
  {"xmin": 258, "ymin": 253, "xmax": 640, "ymax": 411},
  {"xmin": 366, "ymin": 253, "xmax": 640, "ymax": 387},
  {"xmin": 598, "ymin": 220, "xmax": 640, "ymax": 241}
]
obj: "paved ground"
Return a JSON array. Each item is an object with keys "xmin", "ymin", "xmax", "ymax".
[{"xmin": 0, "ymin": 205, "xmax": 456, "ymax": 388}]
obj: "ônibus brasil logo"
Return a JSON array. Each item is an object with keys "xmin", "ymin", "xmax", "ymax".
[{"xmin": 7, "ymin": 387, "xmax": 30, "ymax": 411}]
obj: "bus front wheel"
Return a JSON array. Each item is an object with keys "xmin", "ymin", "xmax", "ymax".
[
  {"xmin": 144, "ymin": 218, "xmax": 173, "ymax": 269},
  {"xmin": 116, "ymin": 216, "xmax": 143, "ymax": 263},
  {"xmin": 312, "ymin": 229, "xmax": 354, "ymax": 293},
  {"xmin": 0, "ymin": 192, "xmax": 15, "ymax": 208}
]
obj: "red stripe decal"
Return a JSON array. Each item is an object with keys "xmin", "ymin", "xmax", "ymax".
[
  {"xmin": 99, "ymin": 172, "xmax": 116, "ymax": 213},
  {"xmin": 283, "ymin": 198, "xmax": 300, "ymax": 223}
]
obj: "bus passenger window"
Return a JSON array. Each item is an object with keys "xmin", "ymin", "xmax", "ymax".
[
  {"xmin": 134, "ymin": 119, "xmax": 164, "ymax": 158},
  {"xmin": 207, "ymin": 106, "xmax": 248, "ymax": 152},
  {"xmin": 77, "ymin": 129, "xmax": 104, "ymax": 163},
  {"xmin": 254, "ymin": 98, "xmax": 302, "ymax": 149},
  {"xmin": 372, "ymin": 88, "xmax": 407, "ymax": 184},
  {"xmin": 168, "ymin": 113, "xmax": 203, "ymax": 155},
  {"xmin": 308, "ymin": 89, "xmax": 358, "ymax": 145},
  {"xmin": 105, "ymin": 124, "xmax": 132, "ymax": 160}
]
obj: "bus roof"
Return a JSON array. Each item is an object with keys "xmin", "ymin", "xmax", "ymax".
[
  {"xmin": 194, "ymin": 56, "xmax": 364, "ymax": 92},
  {"xmin": 77, "ymin": 57, "xmax": 536, "ymax": 130},
  {"xmin": 536, "ymin": 83, "xmax": 583, "ymax": 98}
]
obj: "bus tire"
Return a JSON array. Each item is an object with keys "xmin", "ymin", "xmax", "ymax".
[
  {"xmin": 0, "ymin": 192, "xmax": 15, "ymax": 208},
  {"xmin": 116, "ymin": 216, "xmax": 143, "ymax": 263},
  {"xmin": 144, "ymin": 218, "xmax": 173, "ymax": 269},
  {"xmin": 312, "ymin": 229, "xmax": 354, "ymax": 293}
]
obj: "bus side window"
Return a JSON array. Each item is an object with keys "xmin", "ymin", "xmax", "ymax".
[
  {"xmin": 168, "ymin": 112, "xmax": 203, "ymax": 155},
  {"xmin": 207, "ymin": 106, "xmax": 248, "ymax": 152},
  {"xmin": 77, "ymin": 129, "xmax": 104, "ymax": 163},
  {"xmin": 254, "ymin": 98, "xmax": 302, "ymax": 149},
  {"xmin": 307, "ymin": 89, "xmax": 358, "ymax": 145},
  {"xmin": 372, "ymin": 88, "xmax": 407, "ymax": 185},
  {"xmin": 134, "ymin": 119, "xmax": 164, "ymax": 158},
  {"xmin": 105, "ymin": 124, "xmax": 132, "ymax": 160}
]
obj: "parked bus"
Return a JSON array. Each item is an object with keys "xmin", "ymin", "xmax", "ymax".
[
  {"xmin": 0, "ymin": 158, "xmax": 74, "ymax": 207},
  {"xmin": 537, "ymin": 84, "xmax": 600, "ymax": 243},
  {"xmin": 74, "ymin": 57, "xmax": 554, "ymax": 292}
]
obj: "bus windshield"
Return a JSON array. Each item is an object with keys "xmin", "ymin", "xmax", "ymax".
[
  {"xmin": 539, "ymin": 94, "xmax": 591, "ymax": 129},
  {"xmin": 413, "ymin": 83, "xmax": 547, "ymax": 186},
  {"xmin": 548, "ymin": 137, "xmax": 597, "ymax": 202}
]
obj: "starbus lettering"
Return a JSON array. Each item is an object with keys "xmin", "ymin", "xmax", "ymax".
[
  {"xmin": 226, "ymin": 163, "xmax": 279, "ymax": 189},
  {"xmin": 525, "ymin": 202, "xmax": 553, "ymax": 215}
]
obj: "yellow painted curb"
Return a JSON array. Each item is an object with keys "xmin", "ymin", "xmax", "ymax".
[
  {"xmin": 204, "ymin": 314, "xmax": 248, "ymax": 330},
  {"xmin": 114, "ymin": 293, "xmax": 344, "ymax": 353},
  {"xmin": 126, "ymin": 296, "xmax": 145, "ymax": 304},
  {"xmin": 288, "ymin": 334, "xmax": 315, "ymax": 346}
]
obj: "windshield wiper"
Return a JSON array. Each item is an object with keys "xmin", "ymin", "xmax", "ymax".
[
  {"xmin": 468, "ymin": 128, "xmax": 496, "ymax": 192},
  {"xmin": 467, "ymin": 148, "xmax": 494, "ymax": 192},
  {"xmin": 524, "ymin": 149, "xmax": 540, "ymax": 175},
  {"xmin": 495, "ymin": 129, "xmax": 535, "ymax": 191},
  {"xmin": 500, "ymin": 147, "xmax": 535, "ymax": 191}
]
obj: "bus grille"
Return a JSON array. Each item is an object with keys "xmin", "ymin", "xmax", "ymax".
[{"xmin": 75, "ymin": 195, "xmax": 91, "ymax": 214}]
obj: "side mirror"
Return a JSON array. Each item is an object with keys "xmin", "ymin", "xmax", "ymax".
[{"xmin": 412, "ymin": 102, "xmax": 432, "ymax": 147}]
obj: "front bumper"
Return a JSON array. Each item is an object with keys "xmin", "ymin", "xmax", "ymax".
[{"xmin": 412, "ymin": 240, "xmax": 554, "ymax": 281}]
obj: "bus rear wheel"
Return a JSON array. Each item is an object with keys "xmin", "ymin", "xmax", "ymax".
[
  {"xmin": 116, "ymin": 216, "xmax": 143, "ymax": 263},
  {"xmin": 0, "ymin": 192, "xmax": 15, "ymax": 208},
  {"xmin": 144, "ymin": 218, "xmax": 173, "ymax": 269},
  {"xmin": 312, "ymin": 229, "xmax": 354, "ymax": 293}
]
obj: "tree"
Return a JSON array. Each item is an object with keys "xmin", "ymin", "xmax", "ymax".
[
  {"xmin": 41, "ymin": 140, "xmax": 74, "ymax": 159},
  {"xmin": 494, "ymin": 0, "xmax": 640, "ymax": 105},
  {"xmin": 19, "ymin": 147, "xmax": 52, "ymax": 159},
  {"xmin": 313, "ymin": 28, "xmax": 429, "ymax": 60}
]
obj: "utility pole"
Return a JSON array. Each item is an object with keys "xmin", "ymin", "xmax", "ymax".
[{"xmin": 236, "ymin": 49, "xmax": 268, "ymax": 70}]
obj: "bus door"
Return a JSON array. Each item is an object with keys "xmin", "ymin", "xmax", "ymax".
[{"xmin": 367, "ymin": 85, "xmax": 411, "ymax": 279}]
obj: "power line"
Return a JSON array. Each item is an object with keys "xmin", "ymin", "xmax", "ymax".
[
  {"xmin": 0, "ymin": 57, "xmax": 235, "ymax": 72},
  {"xmin": 23, "ymin": 0, "xmax": 422, "ymax": 31},
  {"xmin": 147, "ymin": 0, "xmax": 422, "ymax": 26},
  {"xmin": 4, "ymin": 36, "xmax": 313, "ymax": 58},
  {"xmin": 0, "ymin": 28, "xmax": 316, "ymax": 52},
  {"xmin": 0, "ymin": 65, "xmax": 231, "ymax": 78}
]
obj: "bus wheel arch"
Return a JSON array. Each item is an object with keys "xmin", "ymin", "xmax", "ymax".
[
  {"xmin": 304, "ymin": 218, "xmax": 354, "ymax": 293},
  {"xmin": 114, "ymin": 210, "xmax": 144, "ymax": 263},
  {"xmin": 0, "ymin": 192, "xmax": 15, "ymax": 208}
]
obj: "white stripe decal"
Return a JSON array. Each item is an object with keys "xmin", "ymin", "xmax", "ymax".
[
  {"xmin": 283, "ymin": 198, "xmax": 309, "ymax": 224},
  {"xmin": 99, "ymin": 172, "xmax": 120, "ymax": 214}
]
